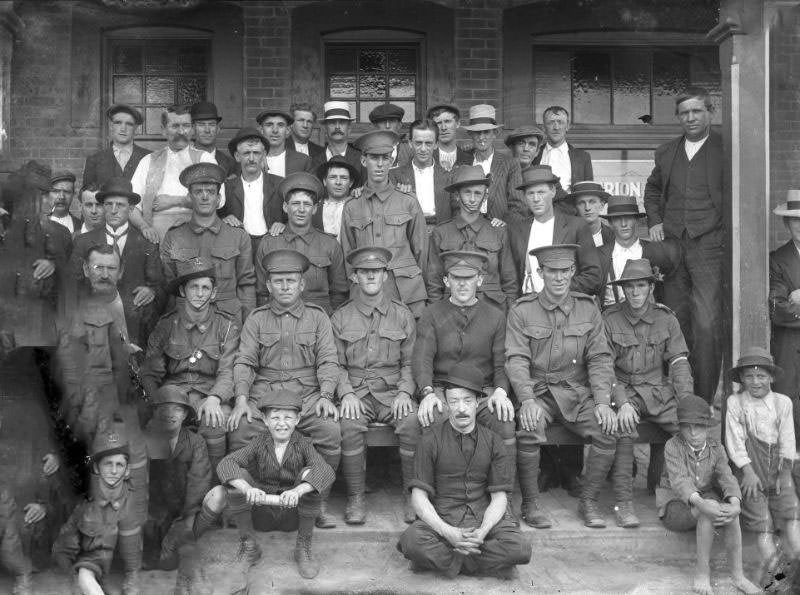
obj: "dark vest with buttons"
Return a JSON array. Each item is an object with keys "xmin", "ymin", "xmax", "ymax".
[{"xmin": 663, "ymin": 140, "xmax": 720, "ymax": 239}]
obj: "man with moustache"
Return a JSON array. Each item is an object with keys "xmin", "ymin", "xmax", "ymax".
[
  {"xmin": 191, "ymin": 101, "xmax": 236, "ymax": 177},
  {"xmin": 312, "ymin": 156, "xmax": 360, "ymax": 240},
  {"xmin": 426, "ymin": 104, "xmax": 472, "ymax": 172},
  {"xmin": 75, "ymin": 183, "xmax": 105, "ymax": 237},
  {"xmin": 47, "ymin": 171, "xmax": 81, "ymax": 235},
  {"xmin": 129, "ymin": 105, "xmax": 218, "ymax": 242},
  {"xmin": 286, "ymin": 102, "xmax": 325, "ymax": 162},
  {"xmin": 310, "ymin": 102, "xmax": 363, "ymax": 173},
  {"xmin": 256, "ymin": 108, "xmax": 312, "ymax": 178},
  {"xmin": 83, "ymin": 104, "xmax": 150, "ymax": 187}
]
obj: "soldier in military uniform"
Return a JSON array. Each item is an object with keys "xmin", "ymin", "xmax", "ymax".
[
  {"xmin": 229, "ymin": 249, "xmax": 341, "ymax": 528},
  {"xmin": 332, "ymin": 246, "xmax": 418, "ymax": 525},
  {"xmin": 427, "ymin": 166, "xmax": 517, "ymax": 310},
  {"xmin": 505, "ymin": 244, "xmax": 618, "ymax": 529},
  {"xmin": 603, "ymin": 259, "xmax": 693, "ymax": 528},
  {"xmin": 52, "ymin": 419, "xmax": 143, "ymax": 595},
  {"xmin": 341, "ymin": 130, "xmax": 429, "ymax": 317},
  {"xmin": 140, "ymin": 256, "xmax": 239, "ymax": 474},
  {"xmin": 160, "ymin": 162, "xmax": 255, "ymax": 325},
  {"xmin": 255, "ymin": 172, "xmax": 348, "ymax": 314}
]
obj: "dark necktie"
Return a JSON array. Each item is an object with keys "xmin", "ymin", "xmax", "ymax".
[{"xmin": 106, "ymin": 228, "xmax": 128, "ymax": 255}]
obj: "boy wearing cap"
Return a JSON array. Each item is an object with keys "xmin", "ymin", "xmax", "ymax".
[
  {"xmin": 311, "ymin": 101, "xmax": 363, "ymax": 173},
  {"xmin": 52, "ymin": 420, "xmax": 144, "ymax": 595},
  {"xmin": 332, "ymin": 246, "xmax": 418, "ymax": 525},
  {"xmin": 190, "ymin": 101, "xmax": 236, "ymax": 177},
  {"xmin": 398, "ymin": 363, "xmax": 531, "ymax": 579},
  {"xmin": 427, "ymin": 104, "xmax": 472, "ymax": 172},
  {"xmin": 256, "ymin": 108, "xmax": 313, "ymax": 178},
  {"xmin": 428, "ymin": 165, "xmax": 517, "ymax": 309},
  {"xmin": 161, "ymin": 162, "xmax": 255, "ymax": 324},
  {"xmin": 342, "ymin": 129, "xmax": 429, "ymax": 317},
  {"xmin": 506, "ymin": 244, "xmax": 617, "ymax": 529},
  {"xmin": 140, "ymin": 256, "xmax": 239, "ymax": 474},
  {"xmin": 83, "ymin": 104, "xmax": 151, "ymax": 187},
  {"xmin": 200, "ymin": 389, "xmax": 335, "ymax": 579},
  {"xmin": 725, "ymin": 348, "xmax": 800, "ymax": 578},
  {"xmin": 142, "ymin": 385, "xmax": 212, "ymax": 571},
  {"xmin": 567, "ymin": 181, "xmax": 612, "ymax": 246},
  {"xmin": 658, "ymin": 395, "xmax": 759, "ymax": 595},
  {"xmin": 254, "ymin": 172, "xmax": 348, "ymax": 314},
  {"xmin": 603, "ymin": 258, "xmax": 694, "ymax": 527}
]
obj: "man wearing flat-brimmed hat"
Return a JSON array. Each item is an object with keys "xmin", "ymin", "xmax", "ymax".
[
  {"xmin": 310, "ymin": 101, "xmax": 363, "ymax": 173},
  {"xmin": 603, "ymin": 258, "xmax": 694, "ymax": 528},
  {"xmin": 506, "ymin": 125, "xmax": 545, "ymax": 171},
  {"xmin": 463, "ymin": 104, "xmax": 526, "ymax": 220},
  {"xmin": 256, "ymin": 108, "xmax": 312, "ymax": 178},
  {"xmin": 427, "ymin": 104, "xmax": 472, "ymax": 172},
  {"xmin": 83, "ymin": 104, "xmax": 151, "ymax": 187},
  {"xmin": 596, "ymin": 194, "xmax": 681, "ymax": 308},
  {"xmin": 191, "ymin": 101, "xmax": 236, "ymax": 177},
  {"xmin": 566, "ymin": 181, "xmax": 612, "ymax": 246},
  {"xmin": 506, "ymin": 244, "xmax": 618, "ymax": 529},
  {"xmin": 428, "ymin": 165, "xmax": 518, "ymax": 309}
]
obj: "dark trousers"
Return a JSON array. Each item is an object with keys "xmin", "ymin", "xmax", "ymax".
[{"xmin": 661, "ymin": 229, "xmax": 724, "ymax": 403}]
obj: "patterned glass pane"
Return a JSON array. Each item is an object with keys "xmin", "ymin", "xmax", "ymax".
[
  {"xmin": 389, "ymin": 76, "xmax": 415, "ymax": 99},
  {"xmin": 329, "ymin": 75, "xmax": 356, "ymax": 99},
  {"xmin": 327, "ymin": 48, "xmax": 356, "ymax": 73},
  {"xmin": 145, "ymin": 107, "xmax": 163, "ymax": 136},
  {"xmin": 113, "ymin": 76, "xmax": 142, "ymax": 104},
  {"xmin": 145, "ymin": 47, "xmax": 177, "ymax": 74},
  {"xmin": 612, "ymin": 52, "xmax": 650, "ymax": 125},
  {"xmin": 178, "ymin": 46, "xmax": 206, "ymax": 73},
  {"xmin": 113, "ymin": 46, "xmax": 142, "ymax": 74},
  {"xmin": 389, "ymin": 49, "xmax": 415, "ymax": 74},
  {"xmin": 690, "ymin": 49, "xmax": 722, "ymax": 125},
  {"xmin": 359, "ymin": 49, "xmax": 386, "ymax": 74},
  {"xmin": 572, "ymin": 53, "xmax": 611, "ymax": 124},
  {"xmin": 393, "ymin": 101, "xmax": 416, "ymax": 123},
  {"xmin": 145, "ymin": 77, "xmax": 175, "ymax": 104},
  {"xmin": 533, "ymin": 50, "xmax": 571, "ymax": 124},
  {"xmin": 359, "ymin": 101, "xmax": 384, "ymax": 123},
  {"xmin": 177, "ymin": 77, "xmax": 206, "ymax": 105},
  {"xmin": 359, "ymin": 75, "xmax": 386, "ymax": 99},
  {"xmin": 653, "ymin": 51, "xmax": 690, "ymax": 125}
]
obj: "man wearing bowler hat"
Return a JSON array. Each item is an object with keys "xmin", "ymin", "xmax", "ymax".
[
  {"xmin": 310, "ymin": 101, "xmax": 364, "ymax": 173},
  {"xmin": 428, "ymin": 166, "xmax": 517, "ymax": 310},
  {"xmin": 506, "ymin": 244, "xmax": 618, "ymax": 529},
  {"xmin": 83, "ymin": 104, "xmax": 151, "ymax": 187},
  {"xmin": 369, "ymin": 103, "xmax": 413, "ymax": 168},
  {"xmin": 603, "ymin": 258, "xmax": 694, "ymax": 528},
  {"xmin": 190, "ymin": 101, "xmax": 236, "ymax": 177},
  {"xmin": 333, "ymin": 246, "xmax": 419, "ymax": 525},
  {"xmin": 161, "ymin": 162, "xmax": 255, "ymax": 324},
  {"xmin": 427, "ymin": 104, "xmax": 472, "ymax": 172},
  {"xmin": 341, "ymin": 129, "xmax": 429, "ymax": 317},
  {"xmin": 567, "ymin": 181, "xmax": 612, "ymax": 246},
  {"xmin": 398, "ymin": 362, "xmax": 531, "ymax": 579},
  {"xmin": 596, "ymin": 194, "xmax": 681, "ymax": 309},
  {"xmin": 254, "ymin": 172, "xmax": 348, "ymax": 314},
  {"xmin": 229, "ymin": 249, "xmax": 342, "ymax": 528},
  {"xmin": 312, "ymin": 156, "xmax": 360, "ymax": 239},
  {"xmin": 256, "ymin": 108, "xmax": 313, "ymax": 178},
  {"xmin": 463, "ymin": 104, "xmax": 525, "ymax": 220}
]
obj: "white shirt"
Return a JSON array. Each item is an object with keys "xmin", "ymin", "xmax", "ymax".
[
  {"xmin": 266, "ymin": 152, "xmax": 286, "ymax": 178},
  {"xmin": 437, "ymin": 146, "xmax": 457, "ymax": 171},
  {"xmin": 79, "ymin": 222, "xmax": 91, "ymax": 235},
  {"xmin": 325, "ymin": 146, "xmax": 345, "ymax": 161},
  {"xmin": 105, "ymin": 222, "xmax": 129, "ymax": 254},
  {"xmin": 684, "ymin": 135, "xmax": 709, "ymax": 161},
  {"xmin": 725, "ymin": 391, "xmax": 796, "ymax": 468},
  {"xmin": 473, "ymin": 151, "xmax": 494, "ymax": 214},
  {"xmin": 322, "ymin": 199, "xmax": 346, "ymax": 241},
  {"xmin": 112, "ymin": 143, "xmax": 133, "ymax": 170},
  {"xmin": 523, "ymin": 217, "xmax": 556, "ymax": 294},
  {"xmin": 412, "ymin": 163, "xmax": 436, "ymax": 217},
  {"xmin": 604, "ymin": 240, "xmax": 643, "ymax": 306},
  {"xmin": 293, "ymin": 141, "xmax": 309, "ymax": 156},
  {"xmin": 242, "ymin": 174, "xmax": 267, "ymax": 237},
  {"xmin": 592, "ymin": 229, "xmax": 604, "ymax": 247},
  {"xmin": 50, "ymin": 214, "xmax": 74, "ymax": 234},
  {"xmin": 131, "ymin": 147, "xmax": 221, "ymax": 211},
  {"xmin": 541, "ymin": 142, "xmax": 571, "ymax": 192}
]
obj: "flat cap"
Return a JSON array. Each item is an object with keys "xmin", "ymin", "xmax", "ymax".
[
  {"xmin": 50, "ymin": 170, "xmax": 76, "ymax": 186},
  {"xmin": 167, "ymin": 256, "xmax": 216, "ymax": 295},
  {"xmin": 354, "ymin": 130, "xmax": 400, "ymax": 155},
  {"xmin": 316, "ymin": 155, "xmax": 362, "ymax": 189},
  {"xmin": 676, "ymin": 395, "xmax": 710, "ymax": 425},
  {"xmin": 96, "ymin": 177, "xmax": 141, "ymax": 206},
  {"xmin": 262, "ymin": 249, "xmax": 310, "ymax": 275},
  {"xmin": 347, "ymin": 246, "xmax": 392, "ymax": 270},
  {"xmin": 228, "ymin": 126, "xmax": 269, "ymax": 158},
  {"xmin": 441, "ymin": 250, "xmax": 489, "ymax": 276},
  {"xmin": 445, "ymin": 362, "xmax": 484, "ymax": 394},
  {"xmin": 190, "ymin": 101, "xmax": 222, "ymax": 122},
  {"xmin": 259, "ymin": 389, "xmax": 302, "ymax": 412},
  {"xmin": 179, "ymin": 162, "xmax": 226, "ymax": 188},
  {"xmin": 529, "ymin": 244, "xmax": 579, "ymax": 268},
  {"xmin": 369, "ymin": 103, "xmax": 405, "ymax": 123},
  {"xmin": 106, "ymin": 104, "xmax": 143, "ymax": 126},
  {"xmin": 256, "ymin": 109, "xmax": 293, "ymax": 126},
  {"xmin": 279, "ymin": 171, "xmax": 324, "ymax": 203},
  {"xmin": 516, "ymin": 164, "xmax": 559, "ymax": 191},
  {"xmin": 504, "ymin": 126, "xmax": 545, "ymax": 147}
]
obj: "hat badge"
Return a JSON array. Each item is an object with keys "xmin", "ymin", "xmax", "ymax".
[{"xmin": 107, "ymin": 433, "xmax": 119, "ymax": 443}]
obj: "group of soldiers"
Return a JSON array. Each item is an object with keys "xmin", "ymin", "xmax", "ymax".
[{"xmin": 0, "ymin": 83, "xmax": 727, "ymax": 593}]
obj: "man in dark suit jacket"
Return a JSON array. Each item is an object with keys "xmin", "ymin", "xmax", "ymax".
[
  {"xmin": 83, "ymin": 104, "xmax": 151, "ymax": 186},
  {"xmin": 643, "ymin": 86, "xmax": 724, "ymax": 404},
  {"xmin": 71, "ymin": 178, "xmax": 164, "ymax": 347},
  {"xmin": 427, "ymin": 104, "xmax": 473, "ymax": 172},
  {"xmin": 309, "ymin": 101, "xmax": 364, "ymax": 178},
  {"xmin": 507, "ymin": 165, "xmax": 601, "ymax": 298},
  {"xmin": 191, "ymin": 101, "xmax": 236, "ymax": 177},
  {"xmin": 285, "ymin": 103, "xmax": 326, "ymax": 163},
  {"xmin": 256, "ymin": 109, "xmax": 313, "ymax": 178}
]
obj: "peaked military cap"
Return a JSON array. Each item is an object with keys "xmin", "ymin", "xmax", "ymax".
[
  {"xmin": 50, "ymin": 170, "xmax": 76, "ymax": 187},
  {"xmin": 730, "ymin": 346, "xmax": 781, "ymax": 383},
  {"xmin": 516, "ymin": 164, "xmax": 559, "ymax": 191},
  {"xmin": 443, "ymin": 165, "xmax": 491, "ymax": 193},
  {"xmin": 262, "ymin": 249, "xmax": 310, "ymax": 274},
  {"xmin": 152, "ymin": 385, "xmax": 196, "ymax": 424},
  {"xmin": 190, "ymin": 101, "xmax": 222, "ymax": 122},
  {"xmin": 441, "ymin": 250, "xmax": 489, "ymax": 276},
  {"xmin": 609, "ymin": 258, "xmax": 657, "ymax": 286},
  {"xmin": 369, "ymin": 103, "xmax": 404, "ymax": 123},
  {"xmin": 676, "ymin": 395, "xmax": 711, "ymax": 425},
  {"xmin": 601, "ymin": 195, "xmax": 645, "ymax": 219},
  {"xmin": 167, "ymin": 256, "xmax": 217, "ymax": 295},
  {"xmin": 445, "ymin": 362, "xmax": 484, "ymax": 394},
  {"xmin": 91, "ymin": 417, "xmax": 130, "ymax": 461},
  {"xmin": 106, "ymin": 103, "xmax": 143, "ymax": 126},
  {"xmin": 354, "ymin": 130, "xmax": 400, "ymax": 155},
  {"xmin": 279, "ymin": 171, "xmax": 324, "ymax": 203},
  {"xmin": 179, "ymin": 162, "xmax": 226, "ymax": 188},
  {"xmin": 96, "ymin": 177, "xmax": 141, "ymax": 206},
  {"xmin": 566, "ymin": 181, "xmax": 611, "ymax": 204},
  {"xmin": 347, "ymin": 246, "xmax": 392, "ymax": 270},
  {"xmin": 259, "ymin": 389, "xmax": 302, "ymax": 412},
  {"xmin": 529, "ymin": 244, "xmax": 579, "ymax": 268}
]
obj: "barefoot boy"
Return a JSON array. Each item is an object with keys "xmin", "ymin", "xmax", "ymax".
[{"xmin": 658, "ymin": 394, "xmax": 759, "ymax": 594}]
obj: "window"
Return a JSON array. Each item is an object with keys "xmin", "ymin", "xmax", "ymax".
[
  {"xmin": 325, "ymin": 45, "xmax": 419, "ymax": 123},
  {"xmin": 108, "ymin": 39, "xmax": 210, "ymax": 137},
  {"xmin": 533, "ymin": 47, "xmax": 721, "ymax": 126}
]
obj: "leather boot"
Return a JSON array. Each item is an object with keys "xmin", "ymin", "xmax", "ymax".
[
  {"xmin": 315, "ymin": 499, "xmax": 337, "ymax": 528},
  {"xmin": 400, "ymin": 453, "xmax": 416, "ymax": 524},
  {"xmin": 614, "ymin": 500, "xmax": 641, "ymax": 528},
  {"xmin": 294, "ymin": 519, "xmax": 320, "ymax": 579},
  {"xmin": 521, "ymin": 498, "xmax": 552, "ymax": 529},
  {"xmin": 12, "ymin": 574, "xmax": 32, "ymax": 595},
  {"xmin": 344, "ymin": 493, "xmax": 366, "ymax": 525},
  {"xmin": 578, "ymin": 498, "xmax": 607, "ymax": 528}
]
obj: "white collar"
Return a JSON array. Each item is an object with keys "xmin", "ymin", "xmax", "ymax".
[
  {"xmin": 242, "ymin": 172, "xmax": 263, "ymax": 186},
  {"xmin": 545, "ymin": 142, "xmax": 568, "ymax": 155},
  {"xmin": 106, "ymin": 222, "xmax": 129, "ymax": 235}
]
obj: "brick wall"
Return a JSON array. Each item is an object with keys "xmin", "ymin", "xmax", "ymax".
[{"xmin": 454, "ymin": 1, "xmax": 503, "ymax": 116}]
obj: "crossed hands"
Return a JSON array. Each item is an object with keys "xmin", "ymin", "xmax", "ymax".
[{"xmin": 441, "ymin": 525, "xmax": 485, "ymax": 556}]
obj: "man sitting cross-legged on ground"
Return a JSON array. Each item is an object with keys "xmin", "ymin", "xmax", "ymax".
[
  {"xmin": 397, "ymin": 363, "xmax": 531, "ymax": 579},
  {"xmin": 197, "ymin": 389, "xmax": 335, "ymax": 579}
]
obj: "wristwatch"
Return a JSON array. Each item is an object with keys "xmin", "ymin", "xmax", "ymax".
[{"xmin": 320, "ymin": 391, "xmax": 334, "ymax": 401}]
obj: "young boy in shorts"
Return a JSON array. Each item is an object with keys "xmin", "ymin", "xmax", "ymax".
[
  {"xmin": 658, "ymin": 394, "xmax": 759, "ymax": 595},
  {"xmin": 725, "ymin": 347, "xmax": 800, "ymax": 581}
]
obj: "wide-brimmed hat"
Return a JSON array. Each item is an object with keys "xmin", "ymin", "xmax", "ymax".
[
  {"xmin": 320, "ymin": 101, "xmax": 355, "ymax": 123},
  {"xmin": 279, "ymin": 172, "xmax": 324, "ymax": 203},
  {"xmin": 444, "ymin": 165, "xmax": 491, "ymax": 193},
  {"xmin": 167, "ymin": 256, "xmax": 216, "ymax": 296},
  {"xmin": 369, "ymin": 103, "xmax": 404, "ymax": 124},
  {"xmin": 676, "ymin": 395, "xmax": 711, "ymax": 425},
  {"xmin": 256, "ymin": 109, "xmax": 293, "ymax": 126},
  {"xmin": 151, "ymin": 385, "xmax": 197, "ymax": 425},
  {"xmin": 565, "ymin": 181, "xmax": 611, "ymax": 204},
  {"xmin": 516, "ymin": 165, "xmax": 559, "ymax": 191},
  {"xmin": 190, "ymin": 101, "xmax": 222, "ymax": 122},
  {"xmin": 106, "ymin": 104, "xmax": 143, "ymax": 126},
  {"xmin": 601, "ymin": 195, "xmax": 645, "ymax": 219},
  {"xmin": 353, "ymin": 130, "xmax": 399, "ymax": 155},
  {"xmin": 316, "ymin": 156, "xmax": 362, "ymax": 189},
  {"xmin": 730, "ymin": 346, "xmax": 782, "ymax": 383},
  {"xmin": 347, "ymin": 246, "xmax": 392, "ymax": 270},
  {"xmin": 609, "ymin": 258, "xmax": 657, "ymax": 286},
  {"xmin": 96, "ymin": 177, "xmax": 141, "ymax": 206},
  {"xmin": 529, "ymin": 244, "xmax": 578, "ymax": 268},
  {"xmin": 91, "ymin": 416, "xmax": 129, "ymax": 462},
  {"xmin": 444, "ymin": 362, "xmax": 484, "ymax": 394},
  {"xmin": 773, "ymin": 189, "xmax": 800, "ymax": 218},
  {"xmin": 228, "ymin": 126, "xmax": 269, "ymax": 158},
  {"xmin": 462, "ymin": 104, "xmax": 502, "ymax": 132},
  {"xmin": 504, "ymin": 126, "xmax": 545, "ymax": 148}
]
